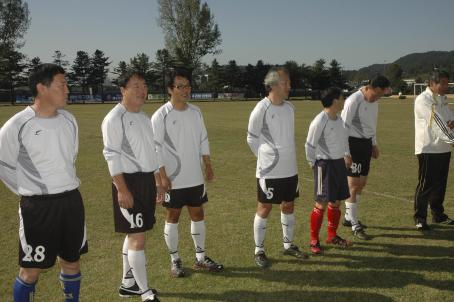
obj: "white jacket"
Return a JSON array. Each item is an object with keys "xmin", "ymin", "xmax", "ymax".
[{"xmin": 414, "ymin": 87, "xmax": 454, "ymax": 154}]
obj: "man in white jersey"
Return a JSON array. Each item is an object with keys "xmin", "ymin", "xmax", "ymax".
[
  {"xmin": 151, "ymin": 68, "xmax": 223, "ymax": 278},
  {"xmin": 341, "ymin": 75, "xmax": 390, "ymax": 240},
  {"xmin": 247, "ymin": 67, "xmax": 307, "ymax": 269},
  {"xmin": 0, "ymin": 64, "xmax": 87, "ymax": 302},
  {"xmin": 414, "ymin": 70, "xmax": 454, "ymax": 230},
  {"xmin": 102, "ymin": 72, "xmax": 163, "ymax": 302},
  {"xmin": 306, "ymin": 87, "xmax": 353, "ymax": 255}
]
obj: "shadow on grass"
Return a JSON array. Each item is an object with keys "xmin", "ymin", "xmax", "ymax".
[
  {"xmin": 368, "ymin": 224, "xmax": 454, "ymax": 241},
  {"xmin": 160, "ymin": 290, "xmax": 394, "ymax": 302},
  {"xmin": 207, "ymin": 267, "xmax": 454, "ymax": 292}
]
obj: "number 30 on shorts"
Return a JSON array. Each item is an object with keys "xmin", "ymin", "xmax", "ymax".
[
  {"xmin": 351, "ymin": 163, "xmax": 362, "ymax": 174},
  {"xmin": 23, "ymin": 244, "xmax": 46, "ymax": 262}
]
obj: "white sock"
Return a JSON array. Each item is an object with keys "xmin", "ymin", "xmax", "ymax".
[
  {"xmin": 254, "ymin": 214, "xmax": 267, "ymax": 254},
  {"xmin": 164, "ymin": 222, "xmax": 179, "ymax": 262},
  {"xmin": 122, "ymin": 235, "xmax": 134, "ymax": 287},
  {"xmin": 281, "ymin": 212, "xmax": 295, "ymax": 249},
  {"xmin": 345, "ymin": 202, "xmax": 359, "ymax": 230},
  {"xmin": 191, "ymin": 220, "xmax": 206, "ymax": 262},
  {"xmin": 127, "ymin": 250, "xmax": 154, "ymax": 300}
]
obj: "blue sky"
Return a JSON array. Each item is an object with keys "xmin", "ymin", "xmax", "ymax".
[{"xmin": 21, "ymin": 0, "xmax": 454, "ymax": 70}]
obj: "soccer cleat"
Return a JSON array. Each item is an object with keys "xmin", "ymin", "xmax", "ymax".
[
  {"xmin": 342, "ymin": 219, "xmax": 367, "ymax": 229},
  {"xmin": 254, "ymin": 251, "xmax": 271, "ymax": 268},
  {"xmin": 118, "ymin": 283, "xmax": 158, "ymax": 297},
  {"xmin": 433, "ymin": 217, "xmax": 454, "ymax": 225},
  {"xmin": 143, "ymin": 296, "xmax": 160, "ymax": 302},
  {"xmin": 326, "ymin": 235, "xmax": 353, "ymax": 248},
  {"xmin": 416, "ymin": 222, "xmax": 431, "ymax": 231},
  {"xmin": 352, "ymin": 227, "xmax": 370, "ymax": 240},
  {"xmin": 283, "ymin": 244, "xmax": 309, "ymax": 259},
  {"xmin": 193, "ymin": 256, "xmax": 224, "ymax": 272},
  {"xmin": 170, "ymin": 258, "xmax": 186, "ymax": 278},
  {"xmin": 310, "ymin": 240, "xmax": 322, "ymax": 255}
]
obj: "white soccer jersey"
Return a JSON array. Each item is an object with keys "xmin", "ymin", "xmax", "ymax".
[
  {"xmin": 102, "ymin": 103, "xmax": 161, "ymax": 176},
  {"xmin": 341, "ymin": 89, "xmax": 379, "ymax": 145},
  {"xmin": 151, "ymin": 102, "xmax": 209, "ymax": 189},
  {"xmin": 414, "ymin": 87, "xmax": 454, "ymax": 154},
  {"xmin": 0, "ymin": 106, "xmax": 80, "ymax": 196},
  {"xmin": 247, "ymin": 97, "xmax": 298, "ymax": 179},
  {"xmin": 305, "ymin": 111, "xmax": 350, "ymax": 167}
]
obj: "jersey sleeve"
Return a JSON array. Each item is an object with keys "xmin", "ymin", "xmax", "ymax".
[
  {"xmin": 0, "ymin": 119, "xmax": 20, "ymax": 194},
  {"xmin": 101, "ymin": 115, "xmax": 124, "ymax": 176},
  {"xmin": 199, "ymin": 112, "xmax": 210, "ymax": 156},
  {"xmin": 247, "ymin": 104, "xmax": 264, "ymax": 157},
  {"xmin": 147, "ymin": 118, "xmax": 163, "ymax": 169},
  {"xmin": 341, "ymin": 97, "xmax": 357, "ymax": 136},
  {"xmin": 415, "ymin": 95, "xmax": 454, "ymax": 144},
  {"xmin": 151, "ymin": 111, "xmax": 166, "ymax": 168},
  {"xmin": 305, "ymin": 118, "xmax": 324, "ymax": 167}
]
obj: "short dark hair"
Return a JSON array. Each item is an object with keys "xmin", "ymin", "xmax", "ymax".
[
  {"xmin": 369, "ymin": 75, "xmax": 390, "ymax": 89},
  {"xmin": 29, "ymin": 63, "xmax": 65, "ymax": 97},
  {"xmin": 117, "ymin": 71, "xmax": 147, "ymax": 88},
  {"xmin": 166, "ymin": 68, "xmax": 192, "ymax": 89},
  {"xmin": 321, "ymin": 87, "xmax": 343, "ymax": 108},
  {"xmin": 429, "ymin": 69, "xmax": 449, "ymax": 84}
]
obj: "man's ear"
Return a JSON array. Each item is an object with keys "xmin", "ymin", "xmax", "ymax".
[{"xmin": 36, "ymin": 83, "xmax": 47, "ymax": 96}]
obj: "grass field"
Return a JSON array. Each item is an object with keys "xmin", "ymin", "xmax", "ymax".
[{"xmin": 1, "ymin": 99, "xmax": 453, "ymax": 302}]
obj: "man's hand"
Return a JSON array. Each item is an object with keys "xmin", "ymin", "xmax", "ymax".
[
  {"xmin": 371, "ymin": 145, "xmax": 380, "ymax": 159},
  {"xmin": 161, "ymin": 174, "xmax": 171, "ymax": 191},
  {"xmin": 344, "ymin": 156, "xmax": 352, "ymax": 169},
  {"xmin": 205, "ymin": 164, "xmax": 214, "ymax": 181},
  {"xmin": 117, "ymin": 189, "xmax": 134, "ymax": 209},
  {"xmin": 156, "ymin": 185, "xmax": 166, "ymax": 204},
  {"xmin": 447, "ymin": 121, "xmax": 454, "ymax": 130}
]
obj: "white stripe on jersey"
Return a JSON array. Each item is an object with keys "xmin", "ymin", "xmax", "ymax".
[
  {"xmin": 151, "ymin": 102, "xmax": 210, "ymax": 189},
  {"xmin": 0, "ymin": 106, "xmax": 80, "ymax": 196},
  {"xmin": 247, "ymin": 98, "xmax": 298, "ymax": 179},
  {"xmin": 341, "ymin": 89, "xmax": 378, "ymax": 145},
  {"xmin": 101, "ymin": 103, "xmax": 160, "ymax": 176}
]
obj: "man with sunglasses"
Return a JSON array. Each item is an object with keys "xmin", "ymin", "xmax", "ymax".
[{"xmin": 151, "ymin": 68, "xmax": 223, "ymax": 278}]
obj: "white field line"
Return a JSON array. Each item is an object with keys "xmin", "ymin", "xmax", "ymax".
[{"xmin": 300, "ymin": 177, "xmax": 454, "ymax": 208}]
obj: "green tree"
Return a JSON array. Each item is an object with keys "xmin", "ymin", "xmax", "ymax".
[
  {"xmin": 69, "ymin": 51, "xmax": 91, "ymax": 94},
  {"xmin": 206, "ymin": 59, "xmax": 222, "ymax": 92},
  {"xmin": 151, "ymin": 48, "xmax": 174, "ymax": 95},
  {"xmin": 88, "ymin": 49, "xmax": 110, "ymax": 98},
  {"xmin": 129, "ymin": 53, "xmax": 155, "ymax": 85},
  {"xmin": 310, "ymin": 59, "xmax": 330, "ymax": 91},
  {"xmin": 157, "ymin": 0, "xmax": 221, "ymax": 73},
  {"xmin": 27, "ymin": 56, "xmax": 41, "ymax": 74},
  {"xmin": 329, "ymin": 59, "xmax": 345, "ymax": 88},
  {"xmin": 0, "ymin": 0, "xmax": 30, "ymax": 103},
  {"xmin": 52, "ymin": 50, "xmax": 69, "ymax": 70},
  {"xmin": 223, "ymin": 60, "xmax": 240, "ymax": 91}
]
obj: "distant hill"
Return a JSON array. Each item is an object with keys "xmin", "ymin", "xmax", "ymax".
[{"xmin": 345, "ymin": 50, "xmax": 454, "ymax": 82}]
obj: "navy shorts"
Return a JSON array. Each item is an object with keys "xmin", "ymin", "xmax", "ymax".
[
  {"xmin": 19, "ymin": 189, "xmax": 88, "ymax": 269},
  {"xmin": 347, "ymin": 137, "xmax": 373, "ymax": 177},
  {"xmin": 257, "ymin": 175, "xmax": 299, "ymax": 204},
  {"xmin": 163, "ymin": 184, "xmax": 208, "ymax": 209},
  {"xmin": 113, "ymin": 172, "xmax": 157, "ymax": 233},
  {"xmin": 314, "ymin": 159, "xmax": 350, "ymax": 202}
]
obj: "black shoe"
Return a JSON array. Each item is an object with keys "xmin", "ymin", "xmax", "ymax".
[
  {"xmin": 416, "ymin": 222, "xmax": 431, "ymax": 231},
  {"xmin": 170, "ymin": 258, "xmax": 186, "ymax": 278},
  {"xmin": 119, "ymin": 283, "xmax": 158, "ymax": 297},
  {"xmin": 352, "ymin": 227, "xmax": 370, "ymax": 240},
  {"xmin": 343, "ymin": 219, "xmax": 367, "ymax": 229},
  {"xmin": 254, "ymin": 251, "xmax": 271, "ymax": 268},
  {"xmin": 433, "ymin": 217, "xmax": 454, "ymax": 225},
  {"xmin": 193, "ymin": 256, "xmax": 224, "ymax": 272},
  {"xmin": 283, "ymin": 244, "xmax": 309, "ymax": 259}
]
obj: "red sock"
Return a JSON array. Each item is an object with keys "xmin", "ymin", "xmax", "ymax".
[
  {"xmin": 310, "ymin": 207, "xmax": 324, "ymax": 242},
  {"xmin": 327, "ymin": 204, "xmax": 341, "ymax": 240}
]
